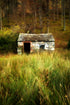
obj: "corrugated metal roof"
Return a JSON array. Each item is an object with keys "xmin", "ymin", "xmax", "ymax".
[{"xmin": 18, "ymin": 33, "xmax": 55, "ymax": 42}]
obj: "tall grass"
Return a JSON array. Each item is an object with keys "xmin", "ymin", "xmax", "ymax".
[{"xmin": 0, "ymin": 51, "xmax": 70, "ymax": 105}]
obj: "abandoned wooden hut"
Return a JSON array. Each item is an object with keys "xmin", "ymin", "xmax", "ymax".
[{"xmin": 17, "ymin": 33, "xmax": 55, "ymax": 54}]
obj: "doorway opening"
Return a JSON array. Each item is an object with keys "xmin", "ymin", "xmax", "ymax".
[
  {"xmin": 24, "ymin": 42, "xmax": 30, "ymax": 53},
  {"xmin": 40, "ymin": 45, "xmax": 45, "ymax": 49}
]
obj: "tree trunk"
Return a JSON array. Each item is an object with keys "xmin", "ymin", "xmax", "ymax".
[
  {"xmin": 69, "ymin": 0, "xmax": 70, "ymax": 21},
  {"xmin": 52, "ymin": 0, "xmax": 55, "ymax": 21},
  {"xmin": 63, "ymin": 2, "xmax": 65, "ymax": 31},
  {"xmin": 62, "ymin": 0, "xmax": 65, "ymax": 31},
  {"xmin": 61, "ymin": 0, "xmax": 63, "ymax": 27},
  {"xmin": 38, "ymin": 0, "xmax": 43, "ymax": 33},
  {"xmin": 22, "ymin": 0, "xmax": 26, "ymax": 32},
  {"xmin": 46, "ymin": 0, "xmax": 49, "ymax": 33},
  {"xmin": 7, "ymin": 0, "xmax": 10, "ymax": 27},
  {"xmin": 33, "ymin": 0, "xmax": 37, "ymax": 33},
  {"xmin": 61, "ymin": 0, "xmax": 66, "ymax": 31},
  {"xmin": 0, "ymin": 7, "xmax": 2, "ymax": 30},
  {"xmin": 56, "ymin": 0, "xmax": 59, "ymax": 20}
]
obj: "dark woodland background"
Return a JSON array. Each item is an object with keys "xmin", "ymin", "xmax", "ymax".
[{"xmin": 0, "ymin": 0, "xmax": 70, "ymax": 32}]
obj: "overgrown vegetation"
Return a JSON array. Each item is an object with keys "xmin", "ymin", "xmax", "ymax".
[
  {"xmin": 68, "ymin": 40, "xmax": 70, "ymax": 49},
  {"xmin": 0, "ymin": 51, "xmax": 70, "ymax": 105},
  {"xmin": 0, "ymin": 32, "xmax": 19, "ymax": 53},
  {"xmin": 0, "ymin": 18, "xmax": 70, "ymax": 54}
]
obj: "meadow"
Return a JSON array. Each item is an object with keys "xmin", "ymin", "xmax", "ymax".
[
  {"xmin": 0, "ymin": 1, "xmax": 70, "ymax": 104},
  {"xmin": 0, "ymin": 50, "xmax": 70, "ymax": 105}
]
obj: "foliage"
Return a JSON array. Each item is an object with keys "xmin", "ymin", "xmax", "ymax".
[
  {"xmin": 0, "ymin": 32, "xmax": 19, "ymax": 53},
  {"xmin": 0, "ymin": 18, "xmax": 70, "ymax": 54},
  {"xmin": 67, "ymin": 40, "xmax": 70, "ymax": 49},
  {"xmin": 0, "ymin": 51, "xmax": 70, "ymax": 105}
]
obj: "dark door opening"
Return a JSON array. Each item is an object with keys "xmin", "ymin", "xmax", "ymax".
[
  {"xmin": 40, "ymin": 45, "xmax": 45, "ymax": 49},
  {"xmin": 24, "ymin": 42, "xmax": 30, "ymax": 53}
]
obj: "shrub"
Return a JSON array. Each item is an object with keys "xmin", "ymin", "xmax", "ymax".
[
  {"xmin": 0, "ymin": 33, "xmax": 19, "ymax": 53},
  {"xmin": 67, "ymin": 40, "xmax": 70, "ymax": 49}
]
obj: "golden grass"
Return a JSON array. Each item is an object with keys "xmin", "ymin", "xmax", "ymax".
[{"xmin": 0, "ymin": 50, "xmax": 70, "ymax": 105}]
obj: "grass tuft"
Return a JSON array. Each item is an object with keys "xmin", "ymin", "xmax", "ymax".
[{"xmin": 0, "ymin": 51, "xmax": 70, "ymax": 105}]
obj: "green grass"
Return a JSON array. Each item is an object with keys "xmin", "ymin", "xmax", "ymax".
[{"xmin": 0, "ymin": 50, "xmax": 70, "ymax": 105}]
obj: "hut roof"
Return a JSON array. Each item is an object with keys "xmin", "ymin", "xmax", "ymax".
[{"xmin": 18, "ymin": 33, "xmax": 55, "ymax": 42}]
